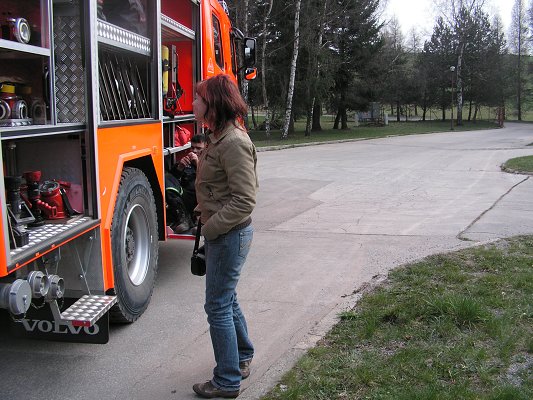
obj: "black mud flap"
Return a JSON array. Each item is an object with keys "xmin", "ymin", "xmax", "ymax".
[{"xmin": 8, "ymin": 298, "xmax": 110, "ymax": 344}]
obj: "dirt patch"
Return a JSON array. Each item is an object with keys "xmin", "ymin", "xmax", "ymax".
[{"xmin": 504, "ymin": 353, "xmax": 533, "ymax": 386}]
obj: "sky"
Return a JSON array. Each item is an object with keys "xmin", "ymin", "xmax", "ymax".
[{"xmin": 384, "ymin": 0, "xmax": 513, "ymax": 38}]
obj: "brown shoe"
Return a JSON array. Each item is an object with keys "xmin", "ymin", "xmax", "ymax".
[
  {"xmin": 240, "ymin": 359, "xmax": 252, "ymax": 379},
  {"xmin": 192, "ymin": 381, "xmax": 239, "ymax": 398}
]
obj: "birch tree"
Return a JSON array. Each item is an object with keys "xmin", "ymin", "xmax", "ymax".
[
  {"xmin": 281, "ymin": 0, "xmax": 302, "ymax": 139},
  {"xmin": 436, "ymin": 0, "xmax": 485, "ymax": 125},
  {"xmin": 382, "ymin": 17, "xmax": 408, "ymax": 121},
  {"xmin": 510, "ymin": 0, "xmax": 529, "ymax": 120},
  {"xmin": 406, "ymin": 27, "xmax": 422, "ymax": 54},
  {"xmin": 260, "ymin": 0, "xmax": 274, "ymax": 137}
]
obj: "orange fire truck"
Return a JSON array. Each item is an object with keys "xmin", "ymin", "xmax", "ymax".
[{"xmin": 0, "ymin": 0, "xmax": 256, "ymax": 343}]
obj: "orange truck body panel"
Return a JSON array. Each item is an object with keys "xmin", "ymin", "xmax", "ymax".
[
  {"xmin": 202, "ymin": 0, "xmax": 238, "ymax": 83},
  {"xmin": 96, "ymin": 123, "xmax": 164, "ymax": 291}
]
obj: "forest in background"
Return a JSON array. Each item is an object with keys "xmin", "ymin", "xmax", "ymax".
[{"xmin": 226, "ymin": 0, "xmax": 533, "ymax": 137}]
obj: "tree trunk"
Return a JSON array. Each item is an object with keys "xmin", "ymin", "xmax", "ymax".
[
  {"xmin": 260, "ymin": 0, "xmax": 274, "ymax": 137},
  {"xmin": 305, "ymin": 0, "xmax": 327, "ymax": 137},
  {"xmin": 312, "ymin": 101, "xmax": 322, "ymax": 131},
  {"xmin": 241, "ymin": 0, "xmax": 250, "ymax": 121},
  {"xmin": 304, "ymin": 38, "xmax": 313, "ymax": 137},
  {"xmin": 456, "ymin": 42, "xmax": 464, "ymax": 126},
  {"xmin": 333, "ymin": 110, "xmax": 341, "ymax": 129},
  {"xmin": 468, "ymin": 99, "xmax": 472, "ymax": 121},
  {"xmin": 341, "ymin": 108, "xmax": 348, "ymax": 129},
  {"xmin": 518, "ymin": 52, "xmax": 522, "ymax": 121},
  {"xmin": 251, "ymin": 106, "xmax": 257, "ymax": 129},
  {"xmin": 396, "ymin": 101, "xmax": 400, "ymax": 122},
  {"xmin": 289, "ymin": 114, "xmax": 295, "ymax": 133},
  {"xmin": 281, "ymin": 0, "xmax": 302, "ymax": 139},
  {"xmin": 517, "ymin": 0, "xmax": 523, "ymax": 121},
  {"xmin": 305, "ymin": 100, "xmax": 313, "ymax": 137}
]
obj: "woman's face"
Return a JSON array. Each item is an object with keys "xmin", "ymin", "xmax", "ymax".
[{"xmin": 193, "ymin": 93, "xmax": 208, "ymax": 126}]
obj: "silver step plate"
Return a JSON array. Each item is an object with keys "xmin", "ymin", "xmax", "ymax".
[{"xmin": 60, "ymin": 295, "xmax": 117, "ymax": 327}]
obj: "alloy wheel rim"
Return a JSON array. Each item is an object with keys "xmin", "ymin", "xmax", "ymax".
[{"xmin": 123, "ymin": 203, "xmax": 151, "ymax": 286}]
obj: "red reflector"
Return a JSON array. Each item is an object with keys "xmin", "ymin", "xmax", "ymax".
[{"xmin": 72, "ymin": 320, "xmax": 91, "ymax": 327}]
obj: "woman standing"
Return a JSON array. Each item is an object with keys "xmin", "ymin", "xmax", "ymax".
[{"xmin": 192, "ymin": 74, "xmax": 258, "ymax": 399}]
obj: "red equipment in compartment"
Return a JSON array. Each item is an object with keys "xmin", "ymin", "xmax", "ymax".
[
  {"xmin": 38, "ymin": 181, "xmax": 66, "ymax": 219},
  {"xmin": 174, "ymin": 125, "xmax": 191, "ymax": 146}
]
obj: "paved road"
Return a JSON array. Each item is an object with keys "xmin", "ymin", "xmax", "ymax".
[{"xmin": 1, "ymin": 123, "xmax": 532, "ymax": 400}]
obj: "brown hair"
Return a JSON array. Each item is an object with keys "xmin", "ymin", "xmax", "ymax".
[{"xmin": 195, "ymin": 74, "xmax": 247, "ymax": 135}]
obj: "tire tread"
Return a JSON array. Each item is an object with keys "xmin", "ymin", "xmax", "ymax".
[{"xmin": 109, "ymin": 167, "xmax": 159, "ymax": 323}]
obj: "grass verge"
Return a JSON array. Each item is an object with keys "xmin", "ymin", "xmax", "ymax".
[
  {"xmin": 262, "ymin": 236, "xmax": 533, "ymax": 400},
  {"xmin": 502, "ymin": 156, "xmax": 533, "ymax": 175},
  {"xmin": 249, "ymin": 120, "xmax": 499, "ymax": 148}
]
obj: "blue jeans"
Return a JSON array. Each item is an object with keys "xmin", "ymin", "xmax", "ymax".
[{"xmin": 204, "ymin": 225, "xmax": 254, "ymax": 391}]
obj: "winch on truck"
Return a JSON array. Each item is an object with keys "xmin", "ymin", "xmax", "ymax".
[{"xmin": 0, "ymin": 0, "xmax": 256, "ymax": 343}]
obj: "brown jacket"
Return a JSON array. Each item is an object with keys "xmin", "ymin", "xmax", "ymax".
[{"xmin": 195, "ymin": 124, "xmax": 258, "ymax": 241}]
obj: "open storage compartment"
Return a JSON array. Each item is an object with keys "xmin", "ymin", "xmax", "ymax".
[
  {"xmin": 161, "ymin": 0, "xmax": 198, "ymax": 120},
  {"xmin": 1, "ymin": 130, "xmax": 96, "ymax": 268},
  {"xmin": 1, "ymin": 0, "xmax": 50, "ymax": 49},
  {"xmin": 1, "ymin": 0, "xmax": 96, "ymax": 269},
  {"xmin": 160, "ymin": 0, "xmax": 200, "ymax": 238},
  {"xmin": 160, "ymin": 0, "xmax": 200, "ymax": 161},
  {"xmin": 1, "ymin": 0, "xmax": 52, "ymax": 130}
]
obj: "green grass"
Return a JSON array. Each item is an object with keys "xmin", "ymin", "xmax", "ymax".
[
  {"xmin": 249, "ymin": 119, "xmax": 499, "ymax": 148},
  {"xmin": 262, "ymin": 236, "xmax": 533, "ymax": 400},
  {"xmin": 502, "ymin": 156, "xmax": 533, "ymax": 174}
]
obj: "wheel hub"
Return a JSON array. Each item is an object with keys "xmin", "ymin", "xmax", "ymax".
[
  {"xmin": 125, "ymin": 227, "xmax": 135, "ymax": 263},
  {"xmin": 123, "ymin": 203, "xmax": 150, "ymax": 286}
]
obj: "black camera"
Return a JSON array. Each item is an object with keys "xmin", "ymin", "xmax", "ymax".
[{"xmin": 191, "ymin": 245, "xmax": 206, "ymax": 276}]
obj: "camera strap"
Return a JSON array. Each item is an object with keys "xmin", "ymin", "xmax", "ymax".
[{"xmin": 193, "ymin": 219, "xmax": 202, "ymax": 255}]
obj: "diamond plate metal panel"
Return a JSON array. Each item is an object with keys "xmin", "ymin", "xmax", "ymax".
[
  {"xmin": 54, "ymin": 2, "xmax": 86, "ymax": 124},
  {"xmin": 61, "ymin": 295, "xmax": 117, "ymax": 327},
  {"xmin": 10, "ymin": 216, "xmax": 91, "ymax": 257},
  {"xmin": 161, "ymin": 14, "xmax": 195, "ymax": 40},
  {"xmin": 97, "ymin": 20, "xmax": 151, "ymax": 56},
  {"xmin": 15, "ymin": 136, "xmax": 83, "ymax": 184}
]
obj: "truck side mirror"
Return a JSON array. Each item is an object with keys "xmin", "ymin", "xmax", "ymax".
[
  {"xmin": 244, "ymin": 68, "xmax": 257, "ymax": 81},
  {"xmin": 243, "ymin": 38, "xmax": 256, "ymax": 68}
]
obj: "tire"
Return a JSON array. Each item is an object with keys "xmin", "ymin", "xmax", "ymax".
[{"xmin": 109, "ymin": 167, "xmax": 159, "ymax": 323}]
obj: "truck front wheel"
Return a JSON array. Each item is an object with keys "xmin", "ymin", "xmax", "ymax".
[{"xmin": 110, "ymin": 167, "xmax": 159, "ymax": 323}]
